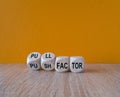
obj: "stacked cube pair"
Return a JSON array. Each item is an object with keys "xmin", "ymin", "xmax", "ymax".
[{"xmin": 27, "ymin": 52, "xmax": 84, "ymax": 73}]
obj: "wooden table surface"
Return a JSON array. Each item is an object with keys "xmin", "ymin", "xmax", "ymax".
[{"xmin": 0, "ymin": 64, "xmax": 120, "ymax": 97}]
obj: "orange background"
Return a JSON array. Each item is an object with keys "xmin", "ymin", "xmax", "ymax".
[{"xmin": 0, "ymin": 0, "xmax": 120, "ymax": 63}]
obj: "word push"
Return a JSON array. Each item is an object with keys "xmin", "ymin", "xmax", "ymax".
[{"xmin": 27, "ymin": 52, "xmax": 84, "ymax": 73}]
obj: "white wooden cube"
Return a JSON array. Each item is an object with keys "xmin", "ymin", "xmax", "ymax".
[
  {"xmin": 55, "ymin": 56, "xmax": 70, "ymax": 72},
  {"xmin": 27, "ymin": 52, "xmax": 41, "ymax": 70},
  {"xmin": 41, "ymin": 52, "xmax": 56, "ymax": 71},
  {"xmin": 70, "ymin": 56, "xmax": 84, "ymax": 73}
]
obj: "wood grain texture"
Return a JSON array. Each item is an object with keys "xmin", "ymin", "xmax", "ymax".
[{"xmin": 0, "ymin": 64, "xmax": 120, "ymax": 97}]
